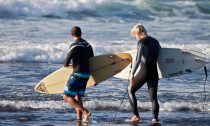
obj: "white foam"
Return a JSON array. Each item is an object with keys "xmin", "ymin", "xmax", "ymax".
[
  {"xmin": 0, "ymin": 0, "xmax": 99, "ymax": 18},
  {"xmin": 0, "ymin": 43, "xmax": 68, "ymax": 63},
  {"xmin": 160, "ymin": 101, "xmax": 208, "ymax": 112},
  {"xmin": 0, "ymin": 100, "xmax": 71, "ymax": 110},
  {"xmin": 0, "ymin": 42, "xmax": 210, "ymax": 63},
  {"xmin": 0, "ymin": 0, "xmax": 132, "ymax": 18},
  {"xmin": 0, "ymin": 100, "xmax": 209, "ymax": 112}
]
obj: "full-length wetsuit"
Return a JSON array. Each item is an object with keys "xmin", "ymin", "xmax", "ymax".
[
  {"xmin": 127, "ymin": 36, "xmax": 161, "ymax": 120},
  {"xmin": 64, "ymin": 38, "xmax": 94, "ymax": 97}
]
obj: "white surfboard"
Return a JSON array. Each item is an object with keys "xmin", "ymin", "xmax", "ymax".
[{"xmin": 114, "ymin": 48, "xmax": 207, "ymax": 79}]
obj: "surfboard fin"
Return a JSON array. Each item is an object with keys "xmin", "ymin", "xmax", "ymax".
[{"xmin": 35, "ymin": 82, "xmax": 47, "ymax": 93}]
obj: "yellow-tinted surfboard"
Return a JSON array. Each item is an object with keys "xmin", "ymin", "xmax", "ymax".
[{"xmin": 34, "ymin": 52, "xmax": 132, "ymax": 94}]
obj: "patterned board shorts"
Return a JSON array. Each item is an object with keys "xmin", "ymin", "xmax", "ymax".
[{"xmin": 64, "ymin": 72, "xmax": 89, "ymax": 97}]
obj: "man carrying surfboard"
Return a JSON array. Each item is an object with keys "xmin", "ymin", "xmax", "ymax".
[
  {"xmin": 63, "ymin": 26, "xmax": 94, "ymax": 122},
  {"xmin": 127, "ymin": 23, "xmax": 161, "ymax": 123}
]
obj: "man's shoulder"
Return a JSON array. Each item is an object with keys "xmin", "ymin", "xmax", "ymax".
[
  {"xmin": 137, "ymin": 40, "xmax": 145, "ymax": 47},
  {"xmin": 147, "ymin": 36, "xmax": 161, "ymax": 49},
  {"xmin": 69, "ymin": 42, "xmax": 78, "ymax": 49},
  {"xmin": 148, "ymin": 36, "xmax": 159, "ymax": 42},
  {"xmin": 79, "ymin": 39, "xmax": 92, "ymax": 47},
  {"xmin": 71, "ymin": 40, "xmax": 92, "ymax": 49}
]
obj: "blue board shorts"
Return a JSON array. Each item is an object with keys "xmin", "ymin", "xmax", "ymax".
[{"xmin": 64, "ymin": 72, "xmax": 90, "ymax": 97}]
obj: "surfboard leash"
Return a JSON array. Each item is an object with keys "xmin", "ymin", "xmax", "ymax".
[
  {"xmin": 198, "ymin": 54, "xmax": 208, "ymax": 124},
  {"xmin": 201, "ymin": 66, "xmax": 208, "ymax": 119},
  {"xmin": 114, "ymin": 61, "xmax": 133, "ymax": 121}
]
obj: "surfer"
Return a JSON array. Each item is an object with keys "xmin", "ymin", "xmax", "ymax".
[
  {"xmin": 127, "ymin": 23, "xmax": 161, "ymax": 123},
  {"xmin": 63, "ymin": 26, "xmax": 94, "ymax": 122}
]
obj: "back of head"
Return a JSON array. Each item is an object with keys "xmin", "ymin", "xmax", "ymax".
[
  {"xmin": 71, "ymin": 26, "xmax": 82, "ymax": 38},
  {"xmin": 130, "ymin": 23, "xmax": 147, "ymax": 36}
]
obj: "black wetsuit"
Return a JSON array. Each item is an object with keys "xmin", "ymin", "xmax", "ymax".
[
  {"xmin": 64, "ymin": 38, "xmax": 94, "ymax": 73},
  {"xmin": 127, "ymin": 36, "xmax": 161, "ymax": 120}
]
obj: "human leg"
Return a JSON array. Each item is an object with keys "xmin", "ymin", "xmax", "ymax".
[
  {"xmin": 127, "ymin": 84, "xmax": 140, "ymax": 117},
  {"xmin": 75, "ymin": 95, "xmax": 83, "ymax": 120},
  {"xmin": 64, "ymin": 73, "xmax": 91, "ymax": 122},
  {"xmin": 127, "ymin": 73, "xmax": 146, "ymax": 121},
  {"xmin": 147, "ymin": 80, "xmax": 159, "ymax": 120},
  {"xmin": 63, "ymin": 95, "xmax": 89, "ymax": 114}
]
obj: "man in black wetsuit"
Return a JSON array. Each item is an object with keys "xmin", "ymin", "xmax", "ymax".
[
  {"xmin": 127, "ymin": 23, "xmax": 161, "ymax": 123},
  {"xmin": 63, "ymin": 26, "xmax": 94, "ymax": 122}
]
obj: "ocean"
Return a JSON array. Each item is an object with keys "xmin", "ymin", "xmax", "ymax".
[{"xmin": 0, "ymin": 0, "xmax": 210, "ymax": 126}]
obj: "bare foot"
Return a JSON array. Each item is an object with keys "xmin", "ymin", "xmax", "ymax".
[
  {"xmin": 128, "ymin": 115, "xmax": 140, "ymax": 122},
  {"xmin": 82, "ymin": 111, "xmax": 91, "ymax": 123}
]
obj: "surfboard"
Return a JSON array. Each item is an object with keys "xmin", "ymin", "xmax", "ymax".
[
  {"xmin": 34, "ymin": 52, "xmax": 132, "ymax": 94},
  {"xmin": 114, "ymin": 48, "xmax": 207, "ymax": 79}
]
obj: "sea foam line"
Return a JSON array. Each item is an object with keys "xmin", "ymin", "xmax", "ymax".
[{"xmin": 0, "ymin": 100, "xmax": 209, "ymax": 112}]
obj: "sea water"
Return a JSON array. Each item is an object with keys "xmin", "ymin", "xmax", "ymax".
[{"xmin": 0, "ymin": 0, "xmax": 210, "ymax": 126}]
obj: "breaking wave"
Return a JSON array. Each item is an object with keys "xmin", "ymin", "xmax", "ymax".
[
  {"xmin": 0, "ymin": 0, "xmax": 210, "ymax": 19},
  {"xmin": 0, "ymin": 42, "xmax": 209, "ymax": 64}
]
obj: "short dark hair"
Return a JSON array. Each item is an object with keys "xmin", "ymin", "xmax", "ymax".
[{"xmin": 71, "ymin": 26, "xmax": 82, "ymax": 37}]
